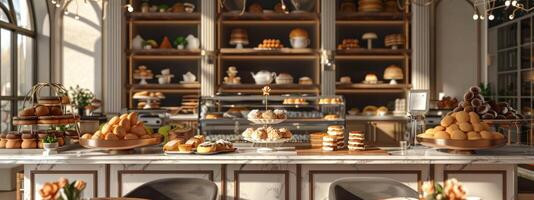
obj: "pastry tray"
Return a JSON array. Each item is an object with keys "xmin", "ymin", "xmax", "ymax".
[
  {"xmin": 165, "ymin": 148, "xmax": 237, "ymax": 155},
  {"xmin": 416, "ymin": 136, "xmax": 507, "ymax": 150},
  {"xmin": 79, "ymin": 137, "xmax": 161, "ymax": 150},
  {"xmin": 247, "ymin": 118, "xmax": 286, "ymax": 125}
]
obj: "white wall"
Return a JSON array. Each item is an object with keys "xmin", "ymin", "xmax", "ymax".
[
  {"xmin": 435, "ymin": 0, "xmax": 480, "ymax": 99},
  {"xmin": 34, "ymin": 0, "xmax": 51, "ymax": 83},
  {"xmin": 61, "ymin": 1, "xmax": 102, "ymax": 98}
]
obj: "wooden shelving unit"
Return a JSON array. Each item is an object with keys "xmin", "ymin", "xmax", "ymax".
[
  {"xmin": 216, "ymin": 0, "xmax": 321, "ymax": 95},
  {"xmin": 125, "ymin": 0, "xmax": 202, "ymax": 110}
]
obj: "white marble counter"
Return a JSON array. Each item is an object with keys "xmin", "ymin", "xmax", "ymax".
[{"xmin": 2, "ymin": 145, "xmax": 534, "ymax": 165}]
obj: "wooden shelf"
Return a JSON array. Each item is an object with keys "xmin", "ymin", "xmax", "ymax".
[
  {"xmin": 128, "ymin": 83, "xmax": 201, "ymax": 90},
  {"xmin": 221, "ymin": 19, "xmax": 317, "ymax": 25},
  {"xmin": 220, "ymin": 12, "xmax": 319, "ymax": 21},
  {"xmin": 218, "ymin": 84, "xmax": 319, "ymax": 94},
  {"xmin": 220, "ymin": 48, "xmax": 317, "ymax": 55},
  {"xmin": 336, "ymin": 20, "xmax": 405, "ymax": 26},
  {"xmin": 336, "ymin": 88, "xmax": 407, "ymax": 94},
  {"xmin": 336, "ymin": 48, "xmax": 410, "ymax": 55},
  {"xmin": 219, "ymin": 54, "xmax": 318, "ymax": 60},
  {"xmin": 336, "ymin": 83, "xmax": 410, "ymax": 90},
  {"xmin": 128, "ymin": 49, "xmax": 201, "ymax": 56},
  {"xmin": 127, "ymin": 12, "xmax": 201, "ymax": 21},
  {"xmin": 335, "ymin": 54, "xmax": 406, "ymax": 61},
  {"xmin": 337, "ymin": 12, "xmax": 405, "ymax": 20}
]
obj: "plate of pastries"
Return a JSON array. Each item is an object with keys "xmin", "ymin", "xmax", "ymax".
[
  {"xmin": 318, "ymin": 97, "xmax": 343, "ymax": 104},
  {"xmin": 247, "ymin": 109, "xmax": 287, "ymax": 124},
  {"xmin": 13, "ymin": 96, "xmax": 77, "ymax": 126},
  {"xmin": 451, "ymin": 86, "xmax": 523, "ymax": 120},
  {"xmin": 241, "ymin": 127, "xmax": 292, "ymax": 143},
  {"xmin": 417, "ymin": 110, "xmax": 507, "ymax": 151},
  {"xmin": 164, "ymin": 135, "xmax": 236, "ymax": 155},
  {"xmin": 283, "ymin": 98, "xmax": 308, "ymax": 105},
  {"xmin": 79, "ymin": 112, "xmax": 162, "ymax": 150}
]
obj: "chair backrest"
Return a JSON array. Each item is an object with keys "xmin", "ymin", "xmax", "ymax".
[
  {"xmin": 328, "ymin": 177, "xmax": 419, "ymax": 200},
  {"xmin": 124, "ymin": 178, "xmax": 218, "ymax": 200}
]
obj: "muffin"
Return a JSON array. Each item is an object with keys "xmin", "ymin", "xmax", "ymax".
[
  {"xmin": 5, "ymin": 132, "xmax": 21, "ymax": 149},
  {"xmin": 21, "ymin": 134, "xmax": 37, "ymax": 149}
]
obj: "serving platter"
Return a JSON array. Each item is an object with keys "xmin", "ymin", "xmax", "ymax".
[
  {"xmin": 416, "ymin": 136, "xmax": 506, "ymax": 154},
  {"xmin": 79, "ymin": 137, "xmax": 161, "ymax": 151},
  {"xmin": 165, "ymin": 148, "xmax": 237, "ymax": 155}
]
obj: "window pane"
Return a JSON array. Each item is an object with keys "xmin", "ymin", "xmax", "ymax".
[
  {"xmin": 0, "ymin": 0, "xmax": 9, "ymax": 10},
  {"xmin": 0, "ymin": 8, "xmax": 8, "ymax": 22},
  {"xmin": 0, "ymin": 100, "xmax": 10, "ymax": 132},
  {"xmin": 17, "ymin": 35, "xmax": 32, "ymax": 96},
  {"xmin": 1, "ymin": 29, "xmax": 11, "ymax": 96},
  {"xmin": 12, "ymin": 0, "xmax": 31, "ymax": 30}
]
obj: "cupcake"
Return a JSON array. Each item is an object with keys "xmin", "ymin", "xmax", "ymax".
[
  {"xmin": 5, "ymin": 132, "xmax": 21, "ymax": 149},
  {"xmin": 21, "ymin": 133, "xmax": 37, "ymax": 149}
]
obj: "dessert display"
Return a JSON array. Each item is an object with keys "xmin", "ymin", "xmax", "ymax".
[
  {"xmin": 362, "ymin": 73, "xmax": 380, "ymax": 84},
  {"xmin": 223, "ymin": 107, "xmax": 249, "ymax": 118},
  {"xmin": 178, "ymin": 95, "xmax": 199, "ymax": 114},
  {"xmin": 241, "ymin": 127, "xmax": 293, "ymax": 142},
  {"xmin": 322, "ymin": 125, "xmax": 345, "ymax": 151},
  {"xmin": 417, "ymin": 110, "xmax": 507, "ymax": 152},
  {"xmin": 289, "ymin": 28, "xmax": 310, "ymax": 49},
  {"xmin": 437, "ymin": 96, "xmax": 459, "ymax": 110},
  {"xmin": 229, "ymin": 28, "xmax": 249, "ymax": 49},
  {"xmin": 181, "ymin": 71, "xmax": 198, "ymax": 83},
  {"xmin": 138, "ymin": 2, "xmax": 195, "ymax": 13},
  {"xmin": 256, "ymin": 39, "xmax": 284, "ymax": 49},
  {"xmin": 133, "ymin": 91, "xmax": 165, "ymax": 109},
  {"xmin": 133, "ymin": 65, "xmax": 154, "ymax": 85},
  {"xmin": 79, "ymin": 112, "xmax": 162, "ymax": 150},
  {"xmin": 319, "ymin": 97, "xmax": 343, "ymax": 104},
  {"xmin": 275, "ymin": 73, "xmax": 294, "ymax": 84},
  {"xmin": 348, "ymin": 131, "xmax": 365, "ymax": 151},
  {"xmin": 363, "ymin": 105, "xmax": 378, "ymax": 115},
  {"xmin": 298, "ymin": 76, "xmax": 313, "ymax": 85},
  {"xmin": 451, "ymin": 86, "xmax": 523, "ymax": 120},
  {"xmin": 224, "ymin": 66, "xmax": 242, "ymax": 84},
  {"xmin": 205, "ymin": 113, "xmax": 223, "ymax": 119},
  {"xmin": 323, "ymin": 114, "xmax": 339, "ymax": 120},
  {"xmin": 164, "ymin": 135, "xmax": 235, "ymax": 155},
  {"xmin": 339, "ymin": 76, "xmax": 352, "ymax": 84},
  {"xmin": 340, "ymin": 0, "xmax": 357, "ymax": 13},
  {"xmin": 247, "ymin": 109, "xmax": 287, "ymax": 124},
  {"xmin": 384, "ymin": 34, "xmax": 404, "ymax": 49},
  {"xmin": 362, "ymin": 32, "xmax": 378, "ymax": 49},
  {"xmin": 283, "ymin": 98, "xmax": 308, "ymax": 105},
  {"xmin": 358, "ymin": 0, "xmax": 384, "ymax": 12},
  {"xmin": 310, "ymin": 132, "xmax": 326, "ymax": 148},
  {"xmin": 337, "ymin": 39, "xmax": 360, "ymax": 50},
  {"xmin": 156, "ymin": 69, "xmax": 174, "ymax": 84},
  {"xmin": 383, "ymin": 65, "xmax": 403, "ymax": 84}
]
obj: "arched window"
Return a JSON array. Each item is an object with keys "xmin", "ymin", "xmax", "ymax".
[{"xmin": 0, "ymin": 0, "xmax": 36, "ymax": 131}]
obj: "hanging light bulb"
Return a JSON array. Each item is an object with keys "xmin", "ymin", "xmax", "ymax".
[
  {"xmin": 56, "ymin": 3, "xmax": 61, "ymax": 8},
  {"xmin": 509, "ymin": 14, "xmax": 515, "ymax": 20},
  {"xmin": 511, "ymin": 0, "xmax": 518, "ymax": 6},
  {"xmin": 473, "ymin": 13, "xmax": 479, "ymax": 20},
  {"xmin": 488, "ymin": 14, "xmax": 495, "ymax": 21},
  {"xmin": 505, "ymin": 0, "xmax": 511, "ymax": 7},
  {"xmin": 480, "ymin": 15, "xmax": 485, "ymax": 20},
  {"xmin": 64, "ymin": 8, "xmax": 69, "ymax": 15},
  {"xmin": 51, "ymin": 0, "xmax": 57, "ymax": 4}
]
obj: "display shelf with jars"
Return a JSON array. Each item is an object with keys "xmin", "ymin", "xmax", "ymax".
[
  {"xmin": 126, "ymin": 0, "xmax": 201, "ymax": 115},
  {"xmin": 216, "ymin": 0, "xmax": 321, "ymax": 95},
  {"xmin": 198, "ymin": 95, "xmax": 345, "ymax": 146}
]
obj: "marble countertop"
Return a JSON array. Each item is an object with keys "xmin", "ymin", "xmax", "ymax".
[{"xmin": 0, "ymin": 145, "xmax": 533, "ymax": 165}]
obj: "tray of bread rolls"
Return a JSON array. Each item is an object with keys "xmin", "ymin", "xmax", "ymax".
[{"xmin": 79, "ymin": 112, "xmax": 162, "ymax": 150}]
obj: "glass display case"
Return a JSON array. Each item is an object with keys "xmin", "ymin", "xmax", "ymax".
[{"xmin": 198, "ymin": 95, "xmax": 345, "ymax": 146}]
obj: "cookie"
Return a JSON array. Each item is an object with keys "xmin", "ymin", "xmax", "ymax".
[
  {"xmin": 434, "ymin": 131, "xmax": 450, "ymax": 139},
  {"xmin": 455, "ymin": 111, "xmax": 469, "ymax": 123},
  {"xmin": 440, "ymin": 116, "xmax": 455, "ymax": 127},
  {"xmin": 446, "ymin": 124, "xmax": 460, "ymax": 133},
  {"xmin": 468, "ymin": 112, "xmax": 480, "ymax": 123},
  {"xmin": 480, "ymin": 131, "xmax": 493, "ymax": 139},
  {"xmin": 450, "ymin": 130, "xmax": 467, "ymax": 140},
  {"xmin": 467, "ymin": 131, "xmax": 481, "ymax": 140},
  {"xmin": 458, "ymin": 122, "xmax": 473, "ymax": 132},
  {"xmin": 434, "ymin": 126, "xmax": 445, "ymax": 131}
]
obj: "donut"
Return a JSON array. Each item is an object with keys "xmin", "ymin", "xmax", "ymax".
[
  {"xmin": 455, "ymin": 111, "xmax": 469, "ymax": 123},
  {"xmin": 463, "ymin": 91, "xmax": 474, "ymax": 101},
  {"xmin": 469, "ymin": 86, "xmax": 481, "ymax": 94},
  {"xmin": 450, "ymin": 130, "xmax": 467, "ymax": 140},
  {"xmin": 471, "ymin": 98, "xmax": 483, "ymax": 107},
  {"xmin": 475, "ymin": 104, "xmax": 490, "ymax": 114}
]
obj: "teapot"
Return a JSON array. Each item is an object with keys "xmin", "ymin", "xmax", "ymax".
[
  {"xmin": 186, "ymin": 34, "xmax": 200, "ymax": 50},
  {"xmin": 250, "ymin": 70, "xmax": 276, "ymax": 85},
  {"xmin": 183, "ymin": 71, "xmax": 197, "ymax": 82}
]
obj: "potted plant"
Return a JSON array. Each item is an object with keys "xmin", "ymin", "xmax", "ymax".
[
  {"xmin": 173, "ymin": 36, "xmax": 187, "ymax": 50},
  {"xmin": 42, "ymin": 135, "xmax": 59, "ymax": 151},
  {"xmin": 69, "ymin": 85, "xmax": 94, "ymax": 116}
]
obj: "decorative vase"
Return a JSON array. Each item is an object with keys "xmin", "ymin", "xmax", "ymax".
[{"xmin": 132, "ymin": 35, "xmax": 144, "ymax": 49}]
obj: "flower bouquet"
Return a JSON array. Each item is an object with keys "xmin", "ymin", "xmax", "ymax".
[
  {"xmin": 420, "ymin": 178, "xmax": 468, "ymax": 200},
  {"xmin": 39, "ymin": 177, "xmax": 86, "ymax": 200}
]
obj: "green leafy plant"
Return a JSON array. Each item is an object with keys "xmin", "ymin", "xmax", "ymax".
[
  {"xmin": 69, "ymin": 85, "xmax": 94, "ymax": 109},
  {"xmin": 479, "ymin": 83, "xmax": 493, "ymax": 99},
  {"xmin": 42, "ymin": 135, "xmax": 58, "ymax": 144},
  {"xmin": 173, "ymin": 36, "xmax": 187, "ymax": 47}
]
